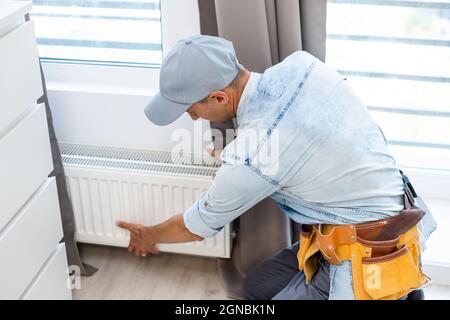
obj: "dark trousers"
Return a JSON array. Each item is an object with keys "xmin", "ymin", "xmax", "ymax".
[
  {"xmin": 243, "ymin": 241, "xmax": 330, "ymax": 300},
  {"xmin": 243, "ymin": 241, "xmax": 414, "ymax": 300}
]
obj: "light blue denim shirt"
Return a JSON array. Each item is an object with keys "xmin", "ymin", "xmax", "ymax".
[{"xmin": 183, "ymin": 51, "xmax": 437, "ymax": 299}]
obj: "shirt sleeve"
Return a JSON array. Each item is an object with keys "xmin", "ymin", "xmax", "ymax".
[{"xmin": 183, "ymin": 163, "xmax": 281, "ymax": 238}]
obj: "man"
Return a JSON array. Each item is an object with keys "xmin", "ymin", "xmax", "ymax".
[{"xmin": 117, "ymin": 35, "xmax": 436, "ymax": 300}]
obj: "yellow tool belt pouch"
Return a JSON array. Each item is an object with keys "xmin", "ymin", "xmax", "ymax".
[
  {"xmin": 297, "ymin": 225, "xmax": 429, "ymax": 300},
  {"xmin": 298, "ymin": 174, "xmax": 431, "ymax": 300},
  {"xmin": 297, "ymin": 225, "xmax": 320, "ymax": 283},
  {"xmin": 297, "ymin": 224, "xmax": 430, "ymax": 300},
  {"xmin": 350, "ymin": 226, "xmax": 429, "ymax": 300}
]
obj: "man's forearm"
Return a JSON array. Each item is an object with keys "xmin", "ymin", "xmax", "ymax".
[{"xmin": 143, "ymin": 214, "xmax": 203, "ymax": 244}]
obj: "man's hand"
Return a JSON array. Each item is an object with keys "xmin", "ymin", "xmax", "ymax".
[
  {"xmin": 116, "ymin": 221, "xmax": 159, "ymax": 257},
  {"xmin": 207, "ymin": 148, "xmax": 222, "ymax": 162}
]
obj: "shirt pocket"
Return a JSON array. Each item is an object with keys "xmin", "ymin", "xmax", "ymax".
[{"xmin": 256, "ymin": 77, "xmax": 285, "ymax": 99}]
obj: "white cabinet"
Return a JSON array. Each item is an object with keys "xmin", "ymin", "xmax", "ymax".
[
  {"xmin": 22, "ymin": 243, "xmax": 73, "ymax": 300},
  {"xmin": 0, "ymin": 178, "xmax": 63, "ymax": 299},
  {"xmin": 0, "ymin": 104, "xmax": 53, "ymax": 231},
  {"xmin": 0, "ymin": 1, "xmax": 72, "ymax": 300},
  {"xmin": 0, "ymin": 20, "xmax": 42, "ymax": 134}
]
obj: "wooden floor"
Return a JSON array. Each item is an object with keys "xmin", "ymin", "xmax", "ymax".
[
  {"xmin": 74, "ymin": 244, "xmax": 450, "ymax": 300},
  {"xmin": 73, "ymin": 244, "xmax": 229, "ymax": 300}
]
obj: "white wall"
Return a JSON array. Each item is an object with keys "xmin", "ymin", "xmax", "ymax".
[
  {"xmin": 47, "ymin": 88, "xmax": 212, "ymax": 152},
  {"xmin": 44, "ymin": 0, "xmax": 211, "ymax": 153}
]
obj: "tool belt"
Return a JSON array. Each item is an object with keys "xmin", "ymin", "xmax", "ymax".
[{"xmin": 297, "ymin": 171, "xmax": 431, "ymax": 300}]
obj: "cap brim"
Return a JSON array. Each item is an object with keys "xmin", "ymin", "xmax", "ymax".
[{"xmin": 144, "ymin": 92, "xmax": 190, "ymax": 126}]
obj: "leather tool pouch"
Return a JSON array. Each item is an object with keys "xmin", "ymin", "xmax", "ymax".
[
  {"xmin": 297, "ymin": 210, "xmax": 430, "ymax": 299},
  {"xmin": 297, "ymin": 172, "xmax": 431, "ymax": 299},
  {"xmin": 360, "ymin": 244, "xmax": 423, "ymax": 299},
  {"xmin": 350, "ymin": 187, "xmax": 430, "ymax": 299},
  {"xmin": 352, "ymin": 225, "xmax": 430, "ymax": 300},
  {"xmin": 297, "ymin": 225, "xmax": 321, "ymax": 284}
]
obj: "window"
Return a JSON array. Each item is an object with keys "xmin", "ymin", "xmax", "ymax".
[
  {"xmin": 326, "ymin": 0, "xmax": 450, "ymax": 172},
  {"xmin": 33, "ymin": 0, "xmax": 199, "ymax": 94},
  {"xmin": 326, "ymin": 1, "xmax": 450, "ymax": 271},
  {"xmin": 31, "ymin": 0, "xmax": 162, "ymax": 67}
]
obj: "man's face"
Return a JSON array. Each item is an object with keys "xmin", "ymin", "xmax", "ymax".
[{"xmin": 186, "ymin": 90, "xmax": 232, "ymax": 123}]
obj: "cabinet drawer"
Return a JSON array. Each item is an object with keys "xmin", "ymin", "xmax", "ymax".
[
  {"xmin": 0, "ymin": 177, "xmax": 63, "ymax": 300},
  {"xmin": 21, "ymin": 243, "xmax": 72, "ymax": 300},
  {"xmin": 0, "ymin": 103, "xmax": 53, "ymax": 231},
  {"xmin": 0, "ymin": 21, "xmax": 42, "ymax": 134},
  {"xmin": 0, "ymin": 1, "xmax": 31, "ymax": 38}
]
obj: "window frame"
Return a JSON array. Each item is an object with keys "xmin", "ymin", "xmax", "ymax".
[
  {"xmin": 38, "ymin": 0, "xmax": 200, "ymax": 94},
  {"xmin": 325, "ymin": 0, "xmax": 450, "ymax": 177}
]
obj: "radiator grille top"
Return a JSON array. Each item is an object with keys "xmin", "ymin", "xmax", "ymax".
[{"xmin": 59, "ymin": 143, "xmax": 221, "ymax": 177}]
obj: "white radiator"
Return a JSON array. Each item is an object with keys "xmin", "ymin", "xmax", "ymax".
[{"xmin": 59, "ymin": 143, "xmax": 232, "ymax": 258}]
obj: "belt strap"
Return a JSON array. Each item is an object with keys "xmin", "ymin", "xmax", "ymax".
[
  {"xmin": 400, "ymin": 170, "xmax": 417, "ymax": 210},
  {"xmin": 372, "ymin": 171, "xmax": 425, "ymax": 241}
]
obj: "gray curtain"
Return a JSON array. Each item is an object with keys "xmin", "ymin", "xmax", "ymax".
[
  {"xmin": 38, "ymin": 62, "xmax": 97, "ymax": 276},
  {"xmin": 198, "ymin": 0, "xmax": 327, "ymax": 299}
]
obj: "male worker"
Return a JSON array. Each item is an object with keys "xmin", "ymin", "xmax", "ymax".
[{"xmin": 117, "ymin": 35, "xmax": 436, "ymax": 300}]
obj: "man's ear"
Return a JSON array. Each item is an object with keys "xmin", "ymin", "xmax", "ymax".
[{"xmin": 209, "ymin": 91, "xmax": 229, "ymax": 104}]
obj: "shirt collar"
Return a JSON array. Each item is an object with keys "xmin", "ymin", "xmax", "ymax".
[{"xmin": 235, "ymin": 72, "xmax": 260, "ymax": 127}]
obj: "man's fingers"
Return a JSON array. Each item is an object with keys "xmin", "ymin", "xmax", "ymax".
[
  {"xmin": 207, "ymin": 148, "xmax": 215, "ymax": 157},
  {"xmin": 207, "ymin": 148, "xmax": 222, "ymax": 161},
  {"xmin": 116, "ymin": 220, "xmax": 140, "ymax": 234},
  {"xmin": 148, "ymin": 244, "xmax": 160, "ymax": 254},
  {"xmin": 139, "ymin": 250, "xmax": 147, "ymax": 257},
  {"xmin": 116, "ymin": 220, "xmax": 132, "ymax": 230},
  {"xmin": 118, "ymin": 220, "xmax": 157, "ymax": 257},
  {"xmin": 147, "ymin": 246, "xmax": 159, "ymax": 254},
  {"xmin": 135, "ymin": 249, "xmax": 146, "ymax": 257}
]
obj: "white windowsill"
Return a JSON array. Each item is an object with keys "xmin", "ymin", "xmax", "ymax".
[{"xmin": 42, "ymin": 61, "xmax": 160, "ymax": 97}]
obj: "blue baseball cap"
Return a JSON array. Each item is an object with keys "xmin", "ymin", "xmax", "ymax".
[{"xmin": 144, "ymin": 35, "xmax": 243, "ymax": 126}]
